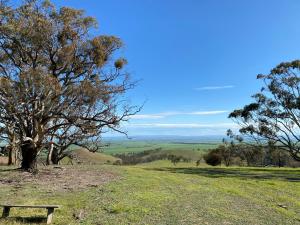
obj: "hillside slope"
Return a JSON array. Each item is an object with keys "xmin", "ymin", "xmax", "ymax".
[{"xmin": 62, "ymin": 148, "xmax": 121, "ymax": 165}]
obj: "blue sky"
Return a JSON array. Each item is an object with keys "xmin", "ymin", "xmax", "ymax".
[{"xmin": 51, "ymin": 0, "xmax": 300, "ymax": 136}]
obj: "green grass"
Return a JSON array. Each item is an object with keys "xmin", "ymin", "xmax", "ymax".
[
  {"xmin": 102, "ymin": 140, "xmax": 219, "ymax": 155},
  {"xmin": 0, "ymin": 162, "xmax": 299, "ymax": 225}
]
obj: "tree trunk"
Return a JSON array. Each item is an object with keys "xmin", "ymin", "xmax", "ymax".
[
  {"xmin": 8, "ymin": 134, "xmax": 18, "ymax": 166},
  {"xmin": 51, "ymin": 147, "xmax": 61, "ymax": 165},
  {"xmin": 15, "ymin": 148, "xmax": 21, "ymax": 166},
  {"xmin": 21, "ymin": 141, "xmax": 38, "ymax": 173},
  {"xmin": 7, "ymin": 146, "xmax": 15, "ymax": 166},
  {"xmin": 46, "ymin": 143, "xmax": 54, "ymax": 165}
]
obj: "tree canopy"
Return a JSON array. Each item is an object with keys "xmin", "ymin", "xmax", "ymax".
[
  {"xmin": 0, "ymin": 0, "xmax": 138, "ymax": 172},
  {"xmin": 229, "ymin": 60, "xmax": 300, "ymax": 161}
]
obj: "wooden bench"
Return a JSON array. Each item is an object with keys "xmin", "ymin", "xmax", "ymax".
[{"xmin": 1, "ymin": 204, "xmax": 59, "ymax": 224}]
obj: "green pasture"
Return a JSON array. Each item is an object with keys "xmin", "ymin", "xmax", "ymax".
[
  {"xmin": 0, "ymin": 161, "xmax": 299, "ymax": 225},
  {"xmin": 101, "ymin": 140, "xmax": 219, "ymax": 155}
]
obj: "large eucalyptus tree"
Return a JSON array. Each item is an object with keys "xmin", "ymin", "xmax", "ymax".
[{"xmin": 0, "ymin": 0, "xmax": 138, "ymax": 172}]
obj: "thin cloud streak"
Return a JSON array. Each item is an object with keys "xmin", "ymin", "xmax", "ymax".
[
  {"xmin": 127, "ymin": 123, "xmax": 238, "ymax": 129},
  {"xmin": 188, "ymin": 110, "xmax": 228, "ymax": 115},
  {"xmin": 195, "ymin": 85, "xmax": 235, "ymax": 91},
  {"xmin": 130, "ymin": 110, "xmax": 229, "ymax": 119},
  {"xmin": 130, "ymin": 115, "xmax": 164, "ymax": 119}
]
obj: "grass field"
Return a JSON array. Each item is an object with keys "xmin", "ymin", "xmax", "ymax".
[
  {"xmin": 102, "ymin": 140, "xmax": 219, "ymax": 155},
  {"xmin": 0, "ymin": 161, "xmax": 299, "ymax": 225}
]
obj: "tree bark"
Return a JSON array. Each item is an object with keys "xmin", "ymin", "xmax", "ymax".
[
  {"xmin": 46, "ymin": 143, "xmax": 54, "ymax": 165},
  {"xmin": 7, "ymin": 132, "xmax": 18, "ymax": 165},
  {"xmin": 51, "ymin": 147, "xmax": 61, "ymax": 165},
  {"xmin": 21, "ymin": 141, "xmax": 38, "ymax": 173},
  {"xmin": 7, "ymin": 146, "xmax": 15, "ymax": 166}
]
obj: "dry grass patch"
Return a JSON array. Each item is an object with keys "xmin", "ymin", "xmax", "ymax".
[{"xmin": 0, "ymin": 165, "xmax": 119, "ymax": 192}]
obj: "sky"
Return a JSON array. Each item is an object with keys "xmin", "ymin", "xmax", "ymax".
[{"xmin": 39, "ymin": 0, "xmax": 300, "ymax": 136}]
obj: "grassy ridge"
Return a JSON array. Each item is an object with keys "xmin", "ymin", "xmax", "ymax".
[
  {"xmin": 69, "ymin": 148, "xmax": 120, "ymax": 164},
  {"xmin": 0, "ymin": 162, "xmax": 299, "ymax": 225}
]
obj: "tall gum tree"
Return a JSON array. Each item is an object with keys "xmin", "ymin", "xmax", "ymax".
[
  {"xmin": 0, "ymin": 0, "xmax": 138, "ymax": 172},
  {"xmin": 229, "ymin": 60, "xmax": 300, "ymax": 161}
]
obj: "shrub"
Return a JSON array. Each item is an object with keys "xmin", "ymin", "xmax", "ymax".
[
  {"xmin": 207, "ymin": 143, "xmax": 300, "ymax": 167},
  {"xmin": 203, "ymin": 150, "xmax": 222, "ymax": 166},
  {"xmin": 167, "ymin": 155, "xmax": 181, "ymax": 165},
  {"xmin": 114, "ymin": 148, "xmax": 166, "ymax": 165}
]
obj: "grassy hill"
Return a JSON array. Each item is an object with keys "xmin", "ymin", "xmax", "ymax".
[
  {"xmin": 0, "ymin": 161, "xmax": 299, "ymax": 225},
  {"xmin": 61, "ymin": 148, "xmax": 121, "ymax": 165}
]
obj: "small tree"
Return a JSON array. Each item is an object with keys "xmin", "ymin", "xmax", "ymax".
[
  {"xmin": 217, "ymin": 141, "xmax": 236, "ymax": 167},
  {"xmin": 229, "ymin": 60, "xmax": 300, "ymax": 161}
]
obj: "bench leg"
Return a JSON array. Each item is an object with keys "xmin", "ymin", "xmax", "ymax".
[
  {"xmin": 2, "ymin": 207, "xmax": 10, "ymax": 218},
  {"xmin": 46, "ymin": 208, "xmax": 54, "ymax": 224}
]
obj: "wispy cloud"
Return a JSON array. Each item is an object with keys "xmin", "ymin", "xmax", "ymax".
[
  {"xmin": 188, "ymin": 111, "xmax": 228, "ymax": 115},
  {"xmin": 130, "ymin": 110, "xmax": 228, "ymax": 119},
  {"xmin": 130, "ymin": 114, "xmax": 165, "ymax": 119},
  {"xmin": 195, "ymin": 85, "xmax": 235, "ymax": 91},
  {"xmin": 127, "ymin": 122, "xmax": 238, "ymax": 129}
]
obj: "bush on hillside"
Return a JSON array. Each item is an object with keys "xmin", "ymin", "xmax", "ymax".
[
  {"xmin": 167, "ymin": 154, "xmax": 191, "ymax": 165},
  {"xmin": 114, "ymin": 148, "xmax": 167, "ymax": 165},
  {"xmin": 203, "ymin": 143, "xmax": 300, "ymax": 167},
  {"xmin": 203, "ymin": 150, "xmax": 222, "ymax": 166},
  {"xmin": 114, "ymin": 149, "xmax": 192, "ymax": 165}
]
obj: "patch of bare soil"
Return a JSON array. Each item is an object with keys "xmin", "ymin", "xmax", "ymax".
[
  {"xmin": 0, "ymin": 156, "xmax": 8, "ymax": 165},
  {"xmin": 0, "ymin": 166, "xmax": 119, "ymax": 192}
]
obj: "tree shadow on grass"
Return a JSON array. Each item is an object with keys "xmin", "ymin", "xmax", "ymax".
[
  {"xmin": 1, "ymin": 216, "xmax": 46, "ymax": 224},
  {"xmin": 144, "ymin": 167, "xmax": 300, "ymax": 182},
  {"xmin": 0, "ymin": 168, "xmax": 22, "ymax": 173}
]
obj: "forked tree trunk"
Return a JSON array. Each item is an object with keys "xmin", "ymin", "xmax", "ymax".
[{"xmin": 21, "ymin": 141, "xmax": 38, "ymax": 173}]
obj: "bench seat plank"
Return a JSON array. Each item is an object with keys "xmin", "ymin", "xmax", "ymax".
[{"xmin": 0, "ymin": 205, "xmax": 59, "ymax": 208}]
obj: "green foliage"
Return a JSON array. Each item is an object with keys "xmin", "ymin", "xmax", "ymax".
[
  {"xmin": 203, "ymin": 144, "xmax": 300, "ymax": 167},
  {"xmin": 167, "ymin": 154, "xmax": 191, "ymax": 165},
  {"xmin": 229, "ymin": 59, "xmax": 300, "ymax": 161}
]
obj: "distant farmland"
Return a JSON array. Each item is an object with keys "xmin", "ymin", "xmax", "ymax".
[{"xmin": 101, "ymin": 140, "xmax": 220, "ymax": 155}]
